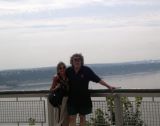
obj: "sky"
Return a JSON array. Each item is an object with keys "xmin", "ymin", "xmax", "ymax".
[{"xmin": 0, "ymin": 0, "xmax": 160, "ymax": 70}]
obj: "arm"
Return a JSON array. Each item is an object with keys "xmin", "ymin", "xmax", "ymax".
[
  {"xmin": 86, "ymin": 66, "xmax": 116, "ymax": 90},
  {"xmin": 99, "ymin": 80, "xmax": 115, "ymax": 90},
  {"xmin": 50, "ymin": 76, "xmax": 60, "ymax": 92}
]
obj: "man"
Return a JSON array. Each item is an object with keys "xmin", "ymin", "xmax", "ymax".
[{"xmin": 66, "ymin": 53, "xmax": 115, "ymax": 126}]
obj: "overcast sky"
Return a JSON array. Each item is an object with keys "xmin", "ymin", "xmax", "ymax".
[{"xmin": 0, "ymin": 0, "xmax": 160, "ymax": 70}]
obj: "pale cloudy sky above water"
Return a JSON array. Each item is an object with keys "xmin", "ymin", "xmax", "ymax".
[{"xmin": 0, "ymin": 0, "xmax": 160, "ymax": 70}]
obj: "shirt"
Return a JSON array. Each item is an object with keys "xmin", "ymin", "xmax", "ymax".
[{"xmin": 66, "ymin": 66, "xmax": 101, "ymax": 107}]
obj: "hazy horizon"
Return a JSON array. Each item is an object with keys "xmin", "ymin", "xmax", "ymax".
[
  {"xmin": 0, "ymin": 58, "xmax": 160, "ymax": 71},
  {"xmin": 1, "ymin": 60, "xmax": 160, "ymax": 90},
  {"xmin": 0, "ymin": 0, "xmax": 160, "ymax": 70}
]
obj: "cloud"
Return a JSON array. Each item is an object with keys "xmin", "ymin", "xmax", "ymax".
[
  {"xmin": 0, "ymin": 13, "xmax": 160, "ymax": 32},
  {"xmin": 0, "ymin": 2, "xmax": 159, "ymax": 24},
  {"xmin": 0, "ymin": 0, "xmax": 160, "ymax": 31},
  {"xmin": 102, "ymin": 0, "xmax": 160, "ymax": 6},
  {"xmin": 0, "ymin": 0, "xmax": 159, "ymax": 16}
]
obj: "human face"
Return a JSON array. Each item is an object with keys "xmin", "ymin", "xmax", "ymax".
[
  {"xmin": 72, "ymin": 56, "xmax": 81, "ymax": 69},
  {"xmin": 58, "ymin": 65, "xmax": 66, "ymax": 75}
]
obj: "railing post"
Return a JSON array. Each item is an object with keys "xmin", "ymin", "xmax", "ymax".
[
  {"xmin": 47, "ymin": 97, "xmax": 54, "ymax": 126},
  {"xmin": 114, "ymin": 94, "xmax": 123, "ymax": 126}
]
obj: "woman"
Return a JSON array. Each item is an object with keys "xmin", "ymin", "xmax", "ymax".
[{"xmin": 50, "ymin": 62, "xmax": 69, "ymax": 126}]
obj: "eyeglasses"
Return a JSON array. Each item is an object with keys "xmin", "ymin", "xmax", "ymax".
[
  {"xmin": 73, "ymin": 58, "xmax": 81, "ymax": 62},
  {"xmin": 58, "ymin": 66, "xmax": 65, "ymax": 70}
]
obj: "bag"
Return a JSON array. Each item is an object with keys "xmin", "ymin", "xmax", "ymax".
[
  {"xmin": 48, "ymin": 88, "xmax": 64, "ymax": 107},
  {"xmin": 48, "ymin": 77, "xmax": 69, "ymax": 107}
]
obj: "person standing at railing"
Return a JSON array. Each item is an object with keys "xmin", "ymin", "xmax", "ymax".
[
  {"xmin": 50, "ymin": 62, "xmax": 69, "ymax": 126},
  {"xmin": 66, "ymin": 53, "xmax": 115, "ymax": 126}
]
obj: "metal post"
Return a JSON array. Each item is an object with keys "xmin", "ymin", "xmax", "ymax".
[
  {"xmin": 47, "ymin": 97, "xmax": 54, "ymax": 126},
  {"xmin": 114, "ymin": 94, "xmax": 123, "ymax": 126}
]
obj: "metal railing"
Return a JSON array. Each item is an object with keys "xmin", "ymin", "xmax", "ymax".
[{"xmin": 0, "ymin": 89, "xmax": 160, "ymax": 126}]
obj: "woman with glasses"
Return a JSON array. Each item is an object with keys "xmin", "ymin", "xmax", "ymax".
[
  {"xmin": 66, "ymin": 53, "xmax": 115, "ymax": 126},
  {"xmin": 50, "ymin": 62, "xmax": 69, "ymax": 126}
]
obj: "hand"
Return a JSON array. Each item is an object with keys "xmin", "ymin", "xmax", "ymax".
[
  {"xmin": 108, "ymin": 86, "xmax": 116, "ymax": 90},
  {"xmin": 50, "ymin": 88, "xmax": 57, "ymax": 93},
  {"xmin": 50, "ymin": 89, "xmax": 55, "ymax": 93}
]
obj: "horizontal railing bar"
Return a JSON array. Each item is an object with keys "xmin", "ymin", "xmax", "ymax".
[
  {"xmin": 0, "ymin": 90, "xmax": 49, "ymax": 95},
  {"xmin": 1, "ymin": 89, "xmax": 160, "ymax": 94},
  {"xmin": 89, "ymin": 89, "xmax": 160, "ymax": 93},
  {"xmin": 0, "ymin": 89, "xmax": 160, "ymax": 97}
]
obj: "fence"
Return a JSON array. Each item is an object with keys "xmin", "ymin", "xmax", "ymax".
[{"xmin": 0, "ymin": 89, "xmax": 160, "ymax": 126}]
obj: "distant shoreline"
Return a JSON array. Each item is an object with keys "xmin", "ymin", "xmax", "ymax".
[{"xmin": 0, "ymin": 60, "xmax": 160, "ymax": 91}]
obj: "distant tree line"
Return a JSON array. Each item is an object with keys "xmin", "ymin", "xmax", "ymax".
[
  {"xmin": 0, "ymin": 61, "xmax": 160, "ymax": 86},
  {"xmin": 0, "ymin": 67, "xmax": 56, "ymax": 85}
]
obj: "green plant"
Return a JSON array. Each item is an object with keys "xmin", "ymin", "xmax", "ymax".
[
  {"xmin": 122, "ymin": 96, "xmax": 143, "ymax": 126},
  {"xmin": 90, "ymin": 108, "xmax": 110, "ymax": 126},
  {"xmin": 106, "ymin": 96, "xmax": 115, "ymax": 124},
  {"xmin": 106, "ymin": 96, "xmax": 143, "ymax": 126},
  {"xmin": 90, "ymin": 96, "xmax": 144, "ymax": 126},
  {"xmin": 28, "ymin": 118, "xmax": 35, "ymax": 126}
]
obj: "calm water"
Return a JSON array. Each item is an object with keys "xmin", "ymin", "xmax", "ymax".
[
  {"xmin": 13, "ymin": 71, "xmax": 160, "ymax": 91},
  {"xmin": 89, "ymin": 71, "xmax": 160, "ymax": 89},
  {"xmin": 1, "ymin": 71, "xmax": 160, "ymax": 91}
]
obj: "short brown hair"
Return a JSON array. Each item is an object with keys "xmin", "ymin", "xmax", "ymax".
[{"xmin": 70, "ymin": 53, "xmax": 84, "ymax": 66}]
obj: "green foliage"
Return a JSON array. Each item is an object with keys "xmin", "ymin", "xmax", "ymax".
[
  {"xmin": 90, "ymin": 108, "xmax": 110, "ymax": 126},
  {"xmin": 122, "ymin": 96, "xmax": 143, "ymax": 126},
  {"xmin": 28, "ymin": 118, "xmax": 35, "ymax": 126},
  {"xmin": 106, "ymin": 96, "xmax": 115, "ymax": 124},
  {"xmin": 90, "ymin": 96, "xmax": 143, "ymax": 126},
  {"xmin": 106, "ymin": 96, "xmax": 144, "ymax": 126}
]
